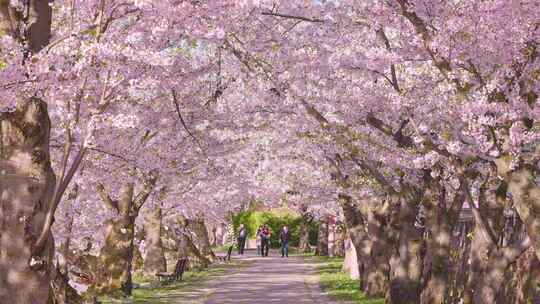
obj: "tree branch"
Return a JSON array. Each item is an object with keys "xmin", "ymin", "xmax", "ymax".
[
  {"xmin": 366, "ymin": 113, "xmax": 414, "ymax": 148},
  {"xmin": 502, "ymin": 235, "xmax": 531, "ymax": 262},
  {"xmin": 352, "ymin": 157, "xmax": 398, "ymax": 195},
  {"xmin": 375, "ymin": 27, "xmax": 401, "ymax": 92},
  {"xmin": 96, "ymin": 183, "xmax": 119, "ymax": 213},
  {"xmin": 133, "ymin": 170, "xmax": 159, "ymax": 212},
  {"xmin": 463, "ymin": 178, "xmax": 499, "ymax": 247},
  {"xmin": 88, "ymin": 146, "xmax": 140, "ymax": 168},
  {"xmin": 171, "ymin": 89, "xmax": 199, "ymax": 143},
  {"xmin": 32, "ymin": 146, "xmax": 87, "ymax": 255},
  {"xmin": 261, "ymin": 11, "xmax": 325, "ymax": 23}
]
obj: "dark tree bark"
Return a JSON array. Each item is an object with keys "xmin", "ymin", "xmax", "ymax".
[
  {"xmin": 463, "ymin": 177, "xmax": 532, "ymax": 304},
  {"xmin": 316, "ymin": 216, "xmax": 329, "ymax": 256},
  {"xmin": 505, "ymin": 167, "xmax": 540, "ymax": 261},
  {"xmin": 339, "ymin": 194, "xmax": 369, "ymax": 290},
  {"xmin": 420, "ymin": 175, "xmax": 466, "ymax": 304},
  {"xmin": 192, "ymin": 212, "xmax": 216, "ymax": 261},
  {"xmin": 515, "ymin": 247, "xmax": 540, "ymax": 304},
  {"xmin": 211, "ymin": 226, "xmax": 218, "ymax": 247},
  {"xmin": 0, "ymin": 0, "xmax": 52, "ymax": 53},
  {"xmin": 0, "ymin": 2, "xmax": 54, "ymax": 302},
  {"xmin": 388, "ymin": 193, "xmax": 424, "ymax": 304},
  {"xmin": 298, "ymin": 204, "xmax": 313, "ymax": 253},
  {"xmin": 334, "ymin": 224, "xmax": 346, "ymax": 257},
  {"xmin": 175, "ymin": 216, "xmax": 211, "ymax": 269},
  {"xmin": 364, "ymin": 198, "xmax": 392, "ymax": 298}
]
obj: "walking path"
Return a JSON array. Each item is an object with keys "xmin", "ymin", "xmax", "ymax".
[
  {"xmin": 132, "ymin": 250, "xmax": 339, "ymax": 303},
  {"xmin": 204, "ymin": 251, "xmax": 334, "ymax": 304}
]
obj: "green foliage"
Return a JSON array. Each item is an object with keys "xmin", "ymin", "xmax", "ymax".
[
  {"xmin": 232, "ymin": 210, "xmax": 318, "ymax": 248},
  {"xmin": 316, "ymin": 256, "xmax": 385, "ymax": 304}
]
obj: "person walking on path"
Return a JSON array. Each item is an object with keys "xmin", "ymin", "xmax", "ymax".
[
  {"xmin": 260, "ymin": 224, "xmax": 271, "ymax": 257},
  {"xmin": 255, "ymin": 226, "xmax": 262, "ymax": 256},
  {"xmin": 237, "ymin": 224, "xmax": 247, "ymax": 255},
  {"xmin": 279, "ymin": 226, "xmax": 291, "ymax": 257}
]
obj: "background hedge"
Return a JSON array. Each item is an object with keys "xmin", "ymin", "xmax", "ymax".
[{"xmin": 232, "ymin": 210, "xmax": 319, "ymax": 248}]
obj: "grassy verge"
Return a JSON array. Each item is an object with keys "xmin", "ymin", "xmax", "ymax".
[
  {"xmin": 289, "ymin": 247, "xmax": 315, "ymax": 257},
  {"xmin": 314, "ymin": 256, "xmax": 384, "ymax": 304},
  {"xmin": 211, "ymin": 244, "xmax": 235, "ymax": 253}
]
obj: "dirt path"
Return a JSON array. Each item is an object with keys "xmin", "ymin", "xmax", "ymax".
[{"xmin": 203, "ymin": 251, "xmax": 334, "ymax": 304}]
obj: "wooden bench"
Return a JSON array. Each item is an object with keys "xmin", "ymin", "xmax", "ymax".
[
  {"xmin": 156, "ymin": 257, "xmax": 188, "ymax": 284},
  {"xmin": 215, "ymin": 245, "xmax": 233, "ymax": 262}
]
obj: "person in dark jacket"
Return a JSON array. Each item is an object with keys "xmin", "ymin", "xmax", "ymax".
[
  {"xmin": 238, "ymin": 224, "xmax": 247, "ymax": 254},
  {"xmin": 260, "ymin": 224, "xmax": 271, "ymax": 257},
  {"xmin": 279, "ymin": 226, "xmax": 291, "ymax": 257}
]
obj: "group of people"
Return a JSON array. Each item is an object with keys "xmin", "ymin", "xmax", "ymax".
[{"xmin": 236, "ymin": 224, "xmax": 291, "ymax": 257}]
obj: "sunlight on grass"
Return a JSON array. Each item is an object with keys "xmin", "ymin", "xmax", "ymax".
[{"xmin": 315, "ymin": 256, "xmax": 384, "ymax": 304}]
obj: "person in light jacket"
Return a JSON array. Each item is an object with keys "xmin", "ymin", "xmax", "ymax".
[{"xmin": 256, "ymin": 226, "xmax": 262, "ymax": 255}]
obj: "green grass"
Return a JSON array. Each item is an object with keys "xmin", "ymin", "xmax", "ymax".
[
  {"xmin": 211, "ymin": 244, "xmax": 235, "ymax": 253},
  {"xmin": 289, "ymin": 248, "xmax": 315, "ymax": 257},
  {"xmin": 315, "ymin": 256, "xmax": 384, "ymax": 304}
]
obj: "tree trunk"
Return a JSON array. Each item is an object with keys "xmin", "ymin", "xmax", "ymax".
[
  {"xmin": 421, "ymin": 225, "xmax": 452, "ymax": 303},
  {"xmin": 465, "ymin": 206, "xmax": 531, "ymax": 304},
  {"xmin": 506, "ymin": 167, "xmax": 540, "ymax": 261},
  {"xmin": 343, "ymin": 238, "xmax": 360, "ymax": 279},
  {"xmin": 93, "ymin": 174, "xmax": 157, "ymax": 296},
  {"xmin": 364, "ymin": 200, "xmax": 392, "ymax": 298},
  {"xmin": 217, "ymin": 223, "xmax": 227, "ymax": 246},
  {"xmin": 339, "ymin": 194, "xmax": 369, "ymax": 290},
  {"xmin": 298, "ymin": 204, "xmax": 313, "ymax": 253},
  {"xmin": 0, "ymin": 99, "xmax": 56, "ymax": 304},
  {"xmin": 469, "ymin": 238, "xmax": 528, "ymax": 304},
  {"xmin": 515, "ymin": 247, "xmax": 540, "ymax": 304},
  {"xmin": 192, "ymin": 213, "xmax": 216, "ymax": 261},
  {"xmin": 298, "ymin": 220, "xmax": 312, "ymax": 253},
  {"xmin": 328, "ymin": 219, "xmax": 336, "ymax": 257},
  {"xmin": 176, "ymin": 216, "xmax": 211, "ymax": 269},
  {"xmin": 143, "ymin": 204, "xmax": 166, "ymax": 275},
  {"xmin": 211, "ymin": 226, "xmax": 217, "ymax": 247},
  {"xmin": 0, "ymin": 0, "xmax": 52, "ymax": 53},
  {"xmin": 388, "ymin": 195, "xmax": 423, "ymax": 304},
  {"xmin": 51, "ymin": 265, "xmax": 83, "ymax": 304},
  {"xmin": 473, "ymin": 258, "xmax": 511, "ymax": 303},
  {"xmin": 334, "ymin": 226, "xmax": 346, "ymax": 257},
  {"xmin": 95, "ymin": 209, "xmax": 136, "ymax": 296},
  {"xmin": 316, "ymin": 217, "xmax": 329, "ymax": 256},
  {"xmin": 420, "ymin": 179, "xmax": 464, "ymax": 304},
  {"xmin": 176, "ymin": 228, "xmax": 190, "ymax": 260}
]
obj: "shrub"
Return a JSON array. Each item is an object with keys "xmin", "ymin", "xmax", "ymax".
[{"xmin": 232, "ymin": 211, "xmax": 318, "ymax": 248}]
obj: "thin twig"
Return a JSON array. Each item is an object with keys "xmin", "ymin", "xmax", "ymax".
[
  {"xmin": 261, "ymin": 11, "xmax": 325, "ymax": 23},
  {"xmin": 171, "ymin": 89, "xmax": 198, "ymax": 142}
]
